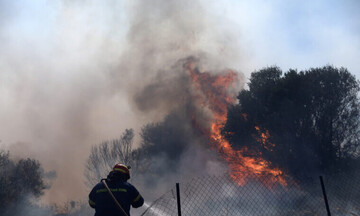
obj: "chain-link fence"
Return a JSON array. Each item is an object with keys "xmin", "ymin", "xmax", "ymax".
[{"xmin": 141, "ymin": 173, "xmax": 360, "ymax": 216}]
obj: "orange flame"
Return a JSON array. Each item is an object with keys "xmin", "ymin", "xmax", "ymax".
[
  {"xmin": 185, "ymin": 60, "xmax": 287, "ymax": 187},
  {"xmin": 255, "ymin": 126, "xmax": 276, "ymax": 152}
]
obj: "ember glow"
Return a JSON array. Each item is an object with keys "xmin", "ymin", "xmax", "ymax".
[
  {"xmin": 255, "ymin": 126, "xmax": 276, "ymax": 152},
  {"xmin": 184, "ymin": 59, "xmax": 287, "ymax": 187}
]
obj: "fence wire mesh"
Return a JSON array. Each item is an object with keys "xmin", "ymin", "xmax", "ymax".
[{"xmin": 141, "ymin": 173, "xmax": 360, "ymax": 216}]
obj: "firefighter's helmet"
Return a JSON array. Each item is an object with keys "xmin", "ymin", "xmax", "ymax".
[{"xmin": 112, "ymin": 163, "xmax": 130, "ymax": 180}]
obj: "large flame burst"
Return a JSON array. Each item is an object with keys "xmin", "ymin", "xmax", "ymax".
[{"xmin": 185, "ymin": 59, "xmax": 287, "ymax": 187}]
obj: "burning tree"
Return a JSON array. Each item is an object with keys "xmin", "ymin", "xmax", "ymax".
[
  {"xmin": 135, "ymin": 57, "xmax": 287, "ymax": 188},
  {"xmin": 139, "ymin": 63, "xmax": 360, "ymax": 216},
  {"xmin": 223, "ymin": 66, "xmax": 360, "ymax": 179},
  {"xmin": 184, "ymin": 58, "xmax": 287, "ymax": 186}
]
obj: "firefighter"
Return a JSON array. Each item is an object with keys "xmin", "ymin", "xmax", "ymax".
[{"xmin": 88, "ymin": 164, "xmax": 144, "ymax": 216}]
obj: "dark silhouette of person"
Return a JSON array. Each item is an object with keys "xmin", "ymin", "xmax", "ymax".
[{"xmin": 89, "ymin": 164, "xmax": 144, "ymax": 216}]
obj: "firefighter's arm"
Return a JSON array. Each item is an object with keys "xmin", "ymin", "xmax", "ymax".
[
  {"xmin": 88, "ymin": 198, "xmax": 96, "ymax": 208},
  {"xmin": 88, "ymin": 186, "xmax": 97, "ymax": 208},
  {"xmin": 131, "ymin": 193, "xmax": 144, "ymax": 208},
  {"xmin": 131, "ymin": 186, "xmax": 144, "ymax": 208}
]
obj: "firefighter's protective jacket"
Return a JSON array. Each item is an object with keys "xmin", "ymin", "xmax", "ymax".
[{"xmin": 88, "ymin": 179, "xmax": 144, "ymax": 216}]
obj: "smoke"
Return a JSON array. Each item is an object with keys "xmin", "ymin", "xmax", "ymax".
[
  {"xmin": 1, "ymin": 2, "xmax": 359, "ymax": 216},
  {"xmin": 0, "ymin": 0, "xmax": 243, "ymax": 205},
  {"xmin": 0, "ymin": 0, "xmax": 134, "ymax": 203},
  {"xmin": 115, "ymin": 0, "xmax": 242, "ymax": 120},
  {"xmin": 1, "ymin": 195, "xmax": 53, "ymax": 216},
  {"xmin": 121, "ymin": 0, "xmax": 244, "ymax": 203}
]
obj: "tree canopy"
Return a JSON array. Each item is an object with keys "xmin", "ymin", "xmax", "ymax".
[
  {"xmin": 0, "ymin": 150, "xmax": 48, "ymax": 214},
  {"xmin": 223, "ymin": 66, "xmax": 360, "ymax": 179},
  {"xmin": 138, "ymin": 111, "xmax": 194, "ymax": 177},
  {"xmin": 84, "ymin": 129, "xmax": 142, "ymax": 187}
]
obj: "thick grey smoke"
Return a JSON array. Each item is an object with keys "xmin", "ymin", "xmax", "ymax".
[
  {"xmin": 112, "ymin": 0, "xmax": 244, "ymax": 203},
  {"xmin": 115, "ymin": 0, "xmax": 242, "ymax": 120},
  {"xmin": 0, "ymin": 0, "xmax": 243, "ymax": 205}
]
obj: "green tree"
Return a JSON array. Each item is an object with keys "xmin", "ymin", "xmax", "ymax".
[
  {"xmin": 0, "ymin": 150, "xmax": 48, "ymax": 214},
  {"xmin": 223, "ymin": 66, "xmax": 360, "ymax": 179}
]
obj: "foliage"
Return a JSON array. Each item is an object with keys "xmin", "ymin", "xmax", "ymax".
[
  {"xmin": 138, "ymin": 111, "xmax": 199, "ymax": 176},
  {"xmin": 140, "ymin": 121, "xmax": 188, "ymax": 168},
  {"xmin": 223, "ymin": 66, "xmax": 360, "ymax": 179},
  {"xmin": 84, "ymin": 129, "xmax": 140, "ymax": 187},
  {"xmin": 0, "ymin": 150, "xmax": 48, "ymax": 215}
]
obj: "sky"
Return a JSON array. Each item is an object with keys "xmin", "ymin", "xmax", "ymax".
[
  {"xmin": 209, "ymin": 0, "xmax": 360, "ymax": 74},
  {"xmin": 0, "ymin": 0, "xmax": 359, "ymax": 204}
]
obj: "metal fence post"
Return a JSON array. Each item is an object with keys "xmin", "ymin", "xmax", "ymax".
[
  {"xmin": 319, "ymin": 176, "xmax": 332, "ymax": 216},
  {"xmin": 176, "ymin": 183, "xmax": 182, "ymax": 216}
]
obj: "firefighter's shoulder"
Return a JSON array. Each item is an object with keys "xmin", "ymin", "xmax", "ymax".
[
  {"xmin": 122, "ymin": 182, "xmax": 139, "ymax": 192},
  {"xmin": 94, "ymin": 181, "xmax": 106, "ymax": 189}
]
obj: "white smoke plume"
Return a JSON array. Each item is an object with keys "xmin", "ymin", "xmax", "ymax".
[{"xmin": 0, "ymin": 0, "xmax": 243, "ymax": 205}]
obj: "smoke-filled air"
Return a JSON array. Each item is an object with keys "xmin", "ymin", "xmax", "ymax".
[{"xmin": 1, "ymin": 0, "xmax": 360, "ymax": 215}]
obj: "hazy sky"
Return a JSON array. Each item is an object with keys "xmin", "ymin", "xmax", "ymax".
[
  {"xmin": 0, "ymin": 0, "xmax": 359, "ymax": 203},
  {"xmin": 210, "ymin": 0, "xmax": 360, "ymax": 75}
]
